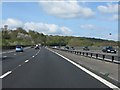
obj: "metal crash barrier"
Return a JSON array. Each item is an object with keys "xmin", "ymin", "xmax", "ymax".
[{"xmin": 52, "ymin": 47, "xmax": 120, "ymax": 64}]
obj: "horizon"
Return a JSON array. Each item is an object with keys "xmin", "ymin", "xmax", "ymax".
[
  {"xmin": 1, "ymin": 27, "xmax": 117, "ymax": 42},
  {"xmin": 1, "ymin": 0, "xmax": 119, "ymax": 41}
]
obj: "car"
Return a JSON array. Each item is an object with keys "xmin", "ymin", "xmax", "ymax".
[
  {"xmin": 35, "ymin": 45, "xmax": 39, "ymax": 49},
  {"xmin": 16, "ymin": 45, "xmax": 23, "ymax": 52},
  {"xmin": 31, "ymin": 45, "xmax": 34, "ymax": 48},
  {"xmin": 83, "ymin": 46, "xmax": 89, "ymax": 51},
  {"xmin": 71, "ymin": 47, "xmax": 75, "ymax": 50},
  {"xmin": 64, "ymin": 46, "xmax": 69, "ymax": 50},
  {"xmin": 102, "ymin": 46, "xmax": 116, "ymax": 54}
]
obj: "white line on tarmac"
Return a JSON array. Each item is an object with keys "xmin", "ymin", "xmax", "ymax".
[
  {"xmin": 25, "ymin": 60, "xmax": 29, "ymax": 63},
  {"xmin": 3, "ymin": 56, "xmax": 7, "ymax": 58},
  {"xmin": 48, "ymin": 48, "xmax": 119, "ymax": 89},
  {"xmin": 19, "ymin": 64, "xmax": 21, "ymax": 67},
  {"xmin": 32, "ymin": 56, "xmax": 35, "ymax": 57},
  {"xmin": 0, "ymin": 48, "xmax": 41, "ymax": 79},
  {"xmin": 0, "ymin": 71, "xmax": 12, "ymax": 79}
]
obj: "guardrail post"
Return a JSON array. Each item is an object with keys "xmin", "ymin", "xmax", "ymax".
[
  {"xmin": 76, "ymin": 52, "xmax": 78, "ymax": 54},
  {"xmin": 91, "ymin": 53, "xmax": 92, "ymax": 57},
  {"xmin": 96, "ymin": 54, "xmax": 98, "ymax": 59},
  {"xmin": 103, "ymin": 55, "xmax": 105, "ymax": 60},
  {"xmin": 56, "ymin": 48, "xmax": 118, "ymax": 64},
  {"xmin": 112, "ymin": 56, "xmax": 114, "ymax": 62},
  {"xmin": 86, "ymin": 53, "xmax": 88, "ymax": 56},
  {"xmin": 83, "ymin": 52, "xmax": 84, "ymax": 56},
  {"xmin": 75, "ymin": 51, "xmax": 76, "ymax": 54},
  {"xmin": 80, "ymin": 52, "xmax": 81, "ymax": 55}
]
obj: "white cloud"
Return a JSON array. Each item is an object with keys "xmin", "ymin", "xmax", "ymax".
[
  {"xmin": 111, "ymin": 14, "xmax": 118, "ymax": 21},
  {"xmin": 97, "ymin": 3, "xmax": 118, "ymax": 14},
  {"xmin": 60, "ymin": 27, "xmax": 72, "ymax": 35},
  {"xmin": 24, "ymin": 22, "xmax": 72, "ymax": 35},
  {"xmin": 80, "ymin": 24, "xmax": 96, "ymax": 30},
  {"xmin": 39, "ymin": 0, "xmax": 95, "ymax": 19},
  {"xmin": 2, "ymin": 18, "xmax": 72, "ymax": 35},
  {"xmin": 80, "ymin": 24, "xmax": 109, "ymax": 31},
  {"xmin": 2, "ymin": 18, "xmax": 23, "ymax": 28}
]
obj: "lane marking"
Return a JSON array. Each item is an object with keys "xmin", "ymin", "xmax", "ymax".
[
  {"xmin": 0, "ymin": 71, "xmax": 12, "ymax": 79},
  {"xmin": 14, "ymin": 54, "xmax": 16, "ymax": 55},
  {"xmin": 0, "ymin": 48, "xmax": 41, "ymax": 79},
  {"xmin": 1, "ymin": 48, "xmax": 41, "ymax": 78},
  {"xmin": 32, "ymin": 56, "xmax": 35, "ymax": 57},
  {"xmin": 25, "ymin": 60, "xmax": 29, "ymax": 63},
  {"xmin": 3, "ymin": 56, "xmax": 7, "ymax": 58},
  {"xmin": 48, "ymin": 49, "xmax": 119, "ymax": 89},
  {"xmin": 19, "ymin": 64, "xmax": 21, "ymax": 67}
]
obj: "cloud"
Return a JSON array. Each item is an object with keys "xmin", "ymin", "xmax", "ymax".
[
  {"xmin": 60, "ymin": 26, "xmax": 72, "ymax": 35},
  {"xmin": 111, "ymin": 14, "xmax": 119, "ymax": 21},
  {"xmin": 80, "ymin": 24, "xmax": 95, "ymax": 30},
  {"xmin": 39, "ymin": 0, "xmax": 95, "ymax": 19},
  {"xmin": 2, "ymin": 18, "xmax": 23, "ymax": 28},
  {"xmin": 2, "ymin": 18, "xmax": 72, "ymax": 35},
  {"xmin": 97, "ymin": 3, "xmax": 118, "ymax": 14},
  {"xmin": 80, "ymin": 24, "xmax": 109, "ymax": 31},
  {"xmin": 24, "ymin": 22, "xmax": 72, "ymax": 35}
]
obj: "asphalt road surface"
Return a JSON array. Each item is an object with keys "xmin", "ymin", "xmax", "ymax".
[{"xmin": 1, "ymin": 47, "xmax": 116, "ymax": 88}]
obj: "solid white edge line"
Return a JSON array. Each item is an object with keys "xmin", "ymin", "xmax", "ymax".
[
  {"xmin": 48, "ymin": 49, "xmax": 119, "ymax": 89},
  {"xmin": 0, "ymin": 71, "xmax": 12, "ymax": 79}
]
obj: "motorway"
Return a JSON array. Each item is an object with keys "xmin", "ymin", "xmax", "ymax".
[{"xmin": 1, "ymin": 47, "xmax": 119, "ymax": 88}]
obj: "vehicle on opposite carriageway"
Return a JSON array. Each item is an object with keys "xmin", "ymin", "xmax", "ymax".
[{"xmin": 102, "ymin": 46, "xmax": 116, "ymax": 54}]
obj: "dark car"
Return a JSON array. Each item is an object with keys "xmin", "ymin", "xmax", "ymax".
[
  {"xmin": 102, "ymin": 46, "xmax": 116, "ymax": 54},
  {"xmin": 71, "ymin": 47, "xmax": 75, "ymax": 50},
  {"xmin": 83, "ymin": 46, "xmax": 89, "ymax": 51},
  {"xmin": 31, "ymin": 45, "xmax": 34, "ymax": 48},
  {"xmin": 35, "ymin": 45, "xmax": 39, "ymax": 49},
  {"xmin": 64, "ymin": 46, "xmax": 69, "ymax": 50},
  {"xmin": 16, "ymin": 45, "xmax": 23, "ymax": 52}
]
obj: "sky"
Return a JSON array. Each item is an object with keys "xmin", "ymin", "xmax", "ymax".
[{"xmin": 1, "ymin": 0, "xmax": 119, "ymax": 41}]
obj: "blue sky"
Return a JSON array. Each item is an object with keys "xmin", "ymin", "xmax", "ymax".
[{"xmin": 1, "ymin": 1, "xmax": 118, "ymax": 41}]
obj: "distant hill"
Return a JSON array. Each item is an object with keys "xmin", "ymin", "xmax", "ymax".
[{"xmin": 1, "ymin": 27, "xmax": 118, "ymax": 47}]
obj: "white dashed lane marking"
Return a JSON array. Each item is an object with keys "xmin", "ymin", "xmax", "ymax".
[
  {"xmin": 19, "ymin": 64, "xmax": 21, "ymax": 67},
  {"xmin": 25, "ymin": 60, "xmax": 29, "ymax": 63},
  {"xmin": 3, "ymin": 56, "xmax": 7, "ymax": 58},
  {"xmin": 0, "ymin": 71, "xmax": 12, "ymax": 79},
  {"xmin": 32, "ymin": 56, "xmax": 35, "ymax": 57},
  {"xmin": 0, "ymin": 49, "xmax": 41, "ymax": 79}
]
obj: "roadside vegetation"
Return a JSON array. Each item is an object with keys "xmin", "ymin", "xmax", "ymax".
[{"xmin": 1, "ymin": 27, "xmax": 118, "ymax": 47}]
